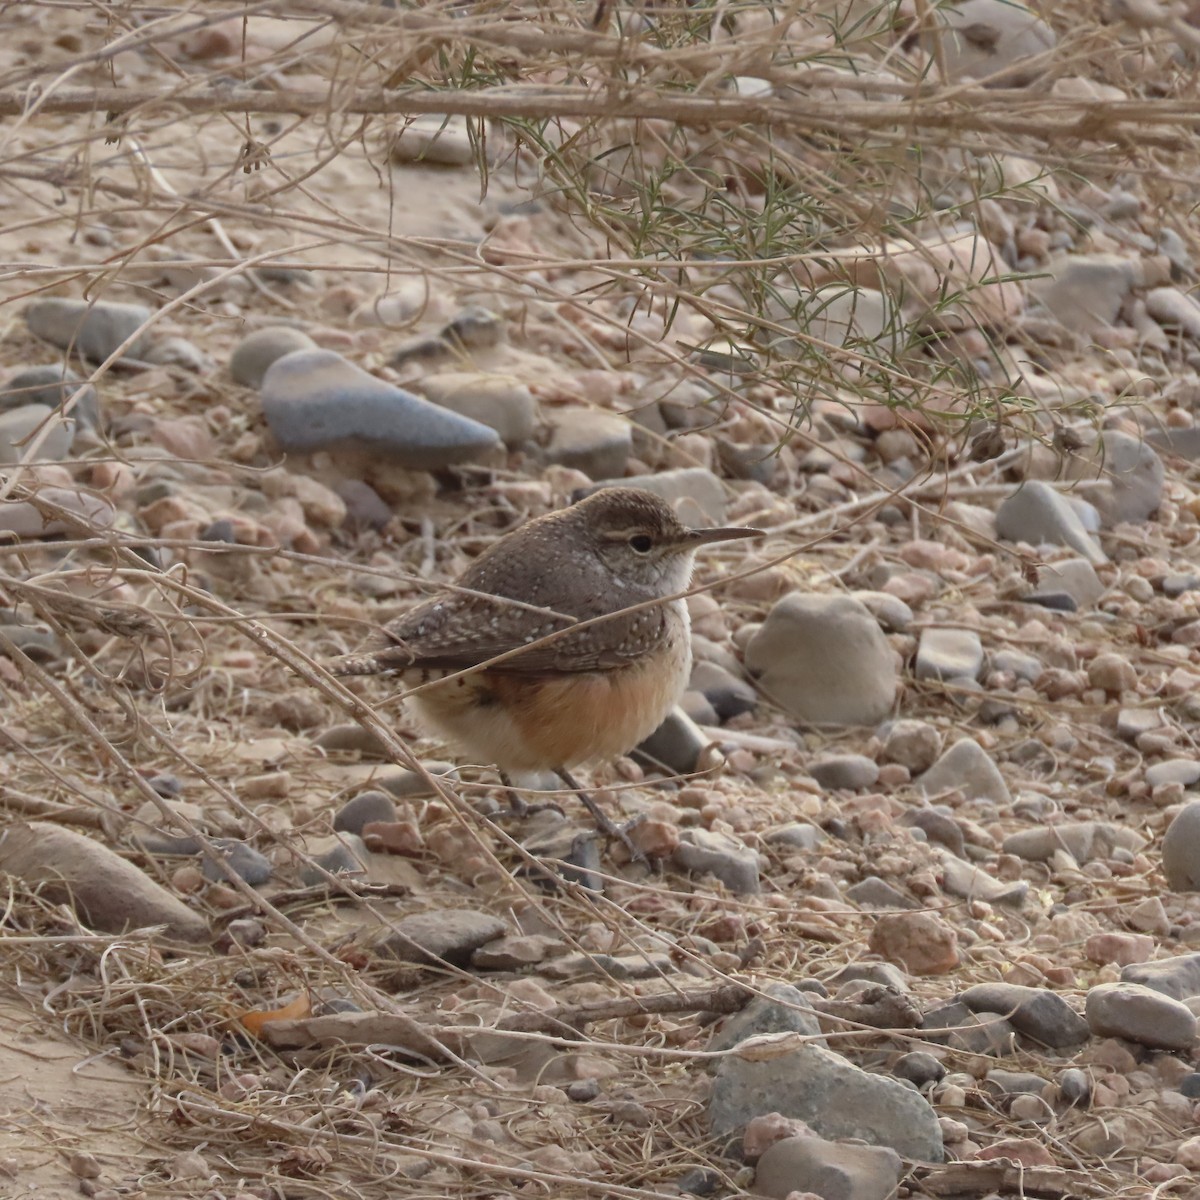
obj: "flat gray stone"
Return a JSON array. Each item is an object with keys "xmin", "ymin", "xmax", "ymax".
[
  {"xmin": 915, "ymin": 628, "xmax": 983, "ymax": 682},
  {"xmin": 710, "ymin": 983, "xmax": 822, "ymax": 1053},
  {"xmin": 543, "ymin": 410, "xmax": 631, "ymax": 479},
  {"xmin": 230, "ymin": 326, "xmax": 317, "ymax": 388},
  {"xmin": 689, "ymin": 661, "xmax": 757, "ymax": 721},
  {"xmin": 26, "ymin": 298, "xmax": 154, "ymax": 360},
  {"xmin": 996, "ymin": 481, "xmax": 1106, "ymax": 565},
  {"xmin": 673, "ymin": 829, "xmax": 760, "ymax": 894},
  {"xmin": 334, "ymin": 790, "xmax": 397, "ymax": 836},
  {"xmin": 810, "ymin": 754, "xmax": 879, "ymax": 791},
  {"xmin": 925, "ymin": 0, "xmax": 1057, "ymax": 86},
  {"xmin": 1064, "ymin": 430, "xmax": 1164, "ymax": 527},
  {"xmin": 940, "ymin": 854, "xmax": 1028, "ymax": 907},
  {"xmin": 201, "ymin": 840, "xmax": 272, "ymax": 886},
  {"xmin": 0, "ymin": 404, "xmax": 74, "ymax": 465},
  {"xmin": 381, "ymin": 909, "xmax": 509, "ymax": 966},
  {"xmin": 1002, "ymin": 821, "xmax": 1145, "ymax": 864},
  {"xmin": 960, "ymin": 983, "xmax": 1089, "ymax": 1048},
  {"xmin": 636, "ymin": 706, "xmax": 711, "ymax": 775},
  {"xmin": 918, "ymin": 739, "xmax": 1010, "ymax": 804},
  {"xmin": 1147, "ymin": 761, "xmax": 1200, "ymax": 789},
  {"xmin": 300, "ymin": 833, "xmax": 369, "ymax": 885},
  {"xmin": 1086, "ymin": 982, "xmax": 1197, "ymax": 1051},
  {"xmin": 764, "ymin": 823, "xmax": 827, "ymax": 852},
  {"xmin": 260, "ymin": 349, "xmax": 500, "ymax": 467},
  {"xmin": 746, "ymin": 594, "xmax": 897, "ymax": 726},
  {"xmin": 1121, "ymin": 953, "xmax": 1200, "ymax": 1001},
  {"xmin": 417, "ymin": 372, "xmax": 537, "ymax": 448},
  {"xmin": 1163, "ymin": 801, "xmax": 1200, "ymax": 891},
  {"xmin": 922, "ymin": 1001, "xmax": 1016, "ymax": 1056},
  {"xmin": 1029, "ymin": 558, "xmax": 1105, "ymax": 608},
  {"xmin": 755, "ymin": 1134, "xmax": 902, "ymax": 1200},
  {"xmin": 580, "ymin": 467, "xmax": 728, "ymax": 526},
  {"xmin": 709, "ymin": 1042, "xmax": 943, "ymax": 1161},
  {"xmin": 846, "ymin": 876, "xmax": 916, "ymax": 910},
  {"xmin": 1028, "ymin": 253, "xmax": 1137, "ymax": 334},
  {"xmin": 0, "ymin": 365, "xmax": 100, "ymax": 429}
]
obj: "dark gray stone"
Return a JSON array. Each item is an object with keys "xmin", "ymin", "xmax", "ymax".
[
  {"xmin": 202, "ymin": 839, "xmax": 272, "ymax": 886},
  {"xmin": 381, "ymin": 909, "xmax": 509, "ymax": 966},
  {"xmin": 0, "ymin": 365, "xmax": 100, "ymax": 428},
  {"xmin": 709, "ymin": 1043, "xmax": 943, "ymax": 1161},
  {"xmin": 26, "ymin": 298, "xmax": 154, "ymax": 361},
  {"xmin": 709, "ymin": 983, "xmax": 823, "ymax": 1053},
  {"xmin": 1120, "ymin": 953, "xmax": 1200, "ymax": 1001},
  {"xmin": 1086, "ymin": 982, "xmax": 1197, "ymax": 1050},
  {"xmin": 334, "ymin": 790, "xmax": 397, "ymax": 835},
  {"xmin": 959, "ymin": 983, "xmax": 1089, "ymax": 1048},
  {"xmin": 260, "ymin": 349, "xmax": 500, "ymax": 467}
]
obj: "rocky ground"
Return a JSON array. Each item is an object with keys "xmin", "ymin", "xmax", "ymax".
[{"xmin": 6, "ymin": 1, "xmax": 1200, "ymax": 1199}]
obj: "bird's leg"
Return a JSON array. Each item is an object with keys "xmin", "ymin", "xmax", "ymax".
[
  {"xmin": 498, "ymin": 771, "xmax": 563, "ymax": 818},
  {"xmin": 556, "ymin": 767, "xmax": 645, "ymax": 864}
]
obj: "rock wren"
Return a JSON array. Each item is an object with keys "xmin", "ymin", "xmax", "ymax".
[{"xmin": 329, "ymin": 486, "xmax": 762, "ymax": 840}]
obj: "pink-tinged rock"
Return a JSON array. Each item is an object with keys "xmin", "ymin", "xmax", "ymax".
[
  {"xmin": 1085, "ymin": 932, "xmax": 1155, "ymax": 967},
  {"xmin": 973, "ymin": 1137, "xmax": 1055, "ymax": 1167},
  {"xmin": 868, "ymin": 912, "xmax": 960, "ymax": 975},
  {"xmin": 743, "ymin": 1113, "xmax": 817, "ymax": 1161}
]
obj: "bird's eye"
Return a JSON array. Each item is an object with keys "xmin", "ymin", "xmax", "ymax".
[{"xmin": 628, "ymin": 534, "xmax": 653, "ymax": 553}]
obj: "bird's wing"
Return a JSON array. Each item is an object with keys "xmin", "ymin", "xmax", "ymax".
[{"xmin": 328, "ymin": 592, "xmax": 671, "ymax": 677}]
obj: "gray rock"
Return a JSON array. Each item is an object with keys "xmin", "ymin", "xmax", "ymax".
[
  {"xmin": 918, "ymin": 739, "xmax": 1010, "ymax": 803},
  {"xmin": 673, "ymin": 828, "xmax": 760, "ymax": 894},
  {"xmin": 1146, "ymin": 286, "xmax": 1200, "ymax": 339},
  {"xmin": 0, "ymin": 365, "xmax": 100, "ymax": 429},
  {"xmin": 846, "ymin": 876, "xmax": 916, "ymax": 910},
  {"xmin": 635, "ymin": 706, "xmax": 711, "ymax": 775},
  {"xmin": 1057, "ymin": 1068, "xmax": 1091, "ymax": 1106},
  {"xmin": 881, "ymin": 719, "xmax": 942, "ymax": 773},
  {"xmin": 1117, "ymin": 707, "xmax": 1161, "ymax": 742},
  {"xmin": 996, "ymin": 481, "xmax": 1106, "ymax": 565},
  {"xmin": 1003, "ymin": 820, "xmax": 1145, "ymax": 864},
  {"xmin": 230, "ymin": 326, "xmax": 317, "ymax": 388},
  {"xmin": 1164, "ymin": 801, "xmax": 1200, "ymax": 891},
  {"xmin": 992, "ymin": 648, "xmax": 1043, "ymax": 681},
  {"xmin": 381, "ymin": 909, "xmax": 509, "ymax": 966},
  {"xmin": 26, "ymin": 298, "xmax": 154, "ymax": 360},
  {"xmin": 260, "ymin": 349, "xmax": 500, "ymax": 467},
  {"xmin": 1029, "ymin": 253, "xmax": 1138, "ymax": 334},
  {"xmin": 745, "ymin": 594, "xmax": 897, "ymax": 726},
  {"xmin": 582, "ymin": 466, "xmax": 728, "ymax": 525},
  {"xmin": 764, "ymin": 284, "xmax": 904, "ymax": 360},
  {"xmin": 1147, "ymin": 761, "xmax": 1200, "ymax": 789},
  {"xmin": 1147, "ymin": 426, "xmax": 1200, "ymax": 460},
  {"xmin": 144, "ymin": 336, "xmax": 211, "ymax": 373},
  {"xmin": 850, "ymin": 591, "xmax": 914, "ymax": 632},
  {"xmin": 709, "ymin": 1042, "xmax": 943, "ymax": 1161},
  {"xmin": 940, "ymin": 854, "xmax": 1028, "ymax": 906},
  {"xmin": 543, "ymin": 410, "xmax": 631, "ymax": 479},
  {"xmin": 1085, "ymin": 982, "xmax": 1197, "ymax": 1051},
  {"xmin": 201, "ymin": 839, "xmax": 272, "ymax": 886},
  {"xmin": 0, "ymin": 405, "xmax": 74, "ymax": 465},
  {"xmin": 824, "ymin": 962, "xmax": 910, "ymax": 992},
  {"xmin": 959, "ymin": 983, "xmax": 1089, "ymax": 1048},
  {"xmin": 764, "ymin": 823, "xmax": 826, "ymax": 852},
  {"xmin": 1065, "ymin": 431, "xmax": 1164, "ymax": 527},
  {"xmin": 983, "ymin": 1068, "xmax": 1050, "ymax": 1096},
  {"xmin": 710, "ymin": 982, "xmax": 823, "ymax": 1053},
  {"xmin": 1121, "ymin": 954, "xmax": 1200, "ymax": 1002},
  {"xmin": 300, "ymin": 833, "xmax": 369, "ymax": 885},
  {"xmin": 521, "ymin": 824, "xmax": 603, "ymax": 893},
  {"xmin": 417, "ymin": 372, "xmax": 537, "ymax": 448},
  {"xmin": 754, "ymin": 1133, "xmax": 902, "ymax": 1200},
  {"xmin": 810, "ymin": 754, "xmax": 879, "ymax": 791},
  {"xmin": 924, "ymin": 0, "xmax": 1056, "ymax": 86},
  {"xmin": 689, "ymin": 660, "xmax": 757, "ymax": 721},
  {"xmin": 915, "ymin": 628, "xmax": 984, "ymax": 682},
  {"xmin": 900, "ymin": 808, "xmax": 965, "ymax": 857},
  {"xmin": 922, "ymin": 1001, "xmax": 1016, "ymax": 1056},
  {"xmin": 892, "ymin": 1052, "xmax": 945, "ymax": 1090},
  {"xmin": 0, "ymin": 486, "xmax": 114, "ymax": 540},
  {"xmin": 389, "ymin": 115, "xmax": 474, "ymax": 165},
  {"xmin": 334, "ymin": 790, "xmax": 397, "ymax": 836},
  {"xmin": 543, "ymin": 951, "xmax": 674, "ymax": 981},
  {"xmin": 1028, "ymin": 558, "xmax": 1105, "ymax": 608}
]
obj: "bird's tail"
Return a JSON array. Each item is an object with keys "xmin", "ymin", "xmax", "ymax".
[{"xmin": 324, "ymin": 641, "xmax": 415, "ymax": 677}]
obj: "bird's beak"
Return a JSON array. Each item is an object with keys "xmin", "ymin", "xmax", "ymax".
[{"xmin": 681, "ymin": 525, "xmax": 765, "ymax": 546}]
